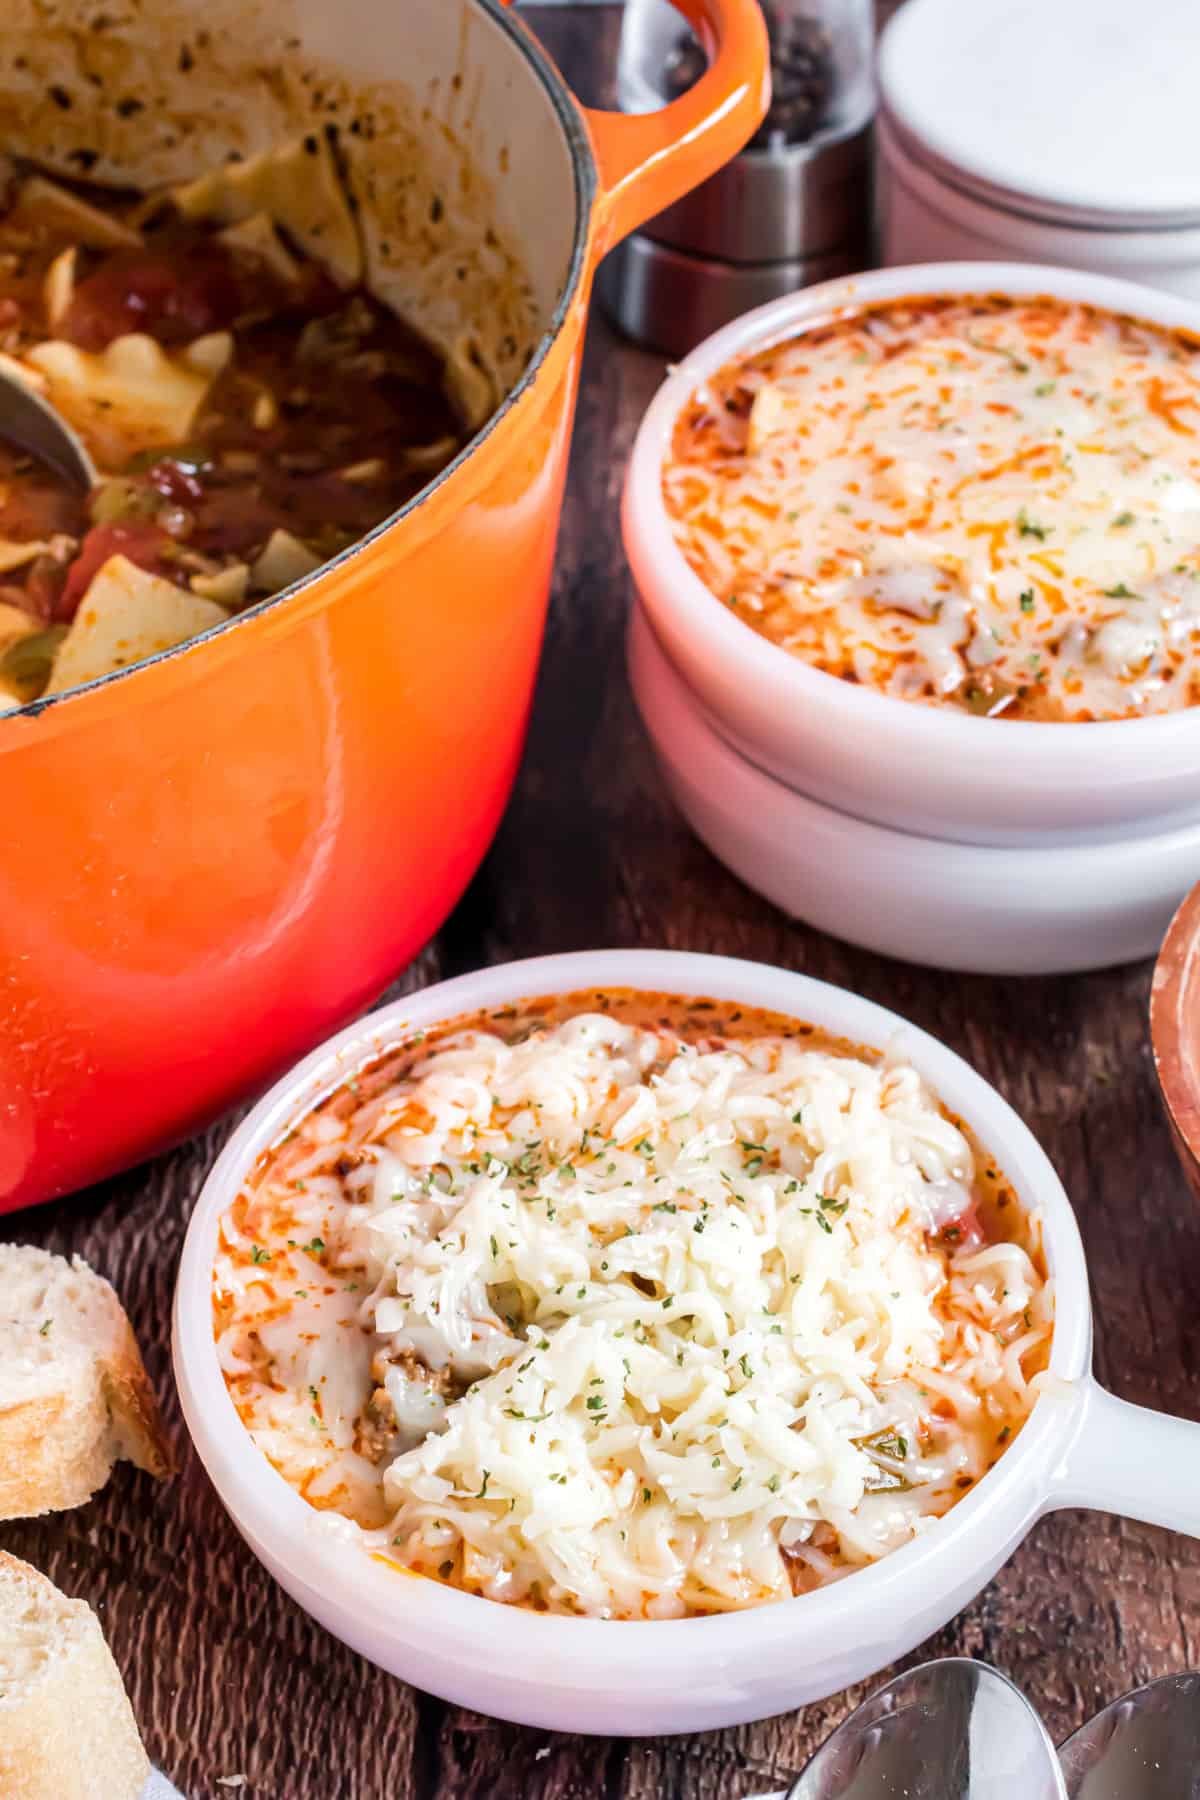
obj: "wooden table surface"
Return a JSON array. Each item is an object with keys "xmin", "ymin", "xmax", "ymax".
[{"xmin": 7, "ymin": 8, "xmax": 1200, "ymax": 1797}]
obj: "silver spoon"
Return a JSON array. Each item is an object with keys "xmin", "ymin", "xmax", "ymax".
[
  {"xmin": 1059, "ymin": 1672, "xmax": 1200, "ymax": 1798},
  {"xmin": 0, "ymin": 362, "xmax": 96, "ymax": 489},
  {"xmin": 785, "ymin": 1658, "xmax": 1067, "ymax": 1800}
]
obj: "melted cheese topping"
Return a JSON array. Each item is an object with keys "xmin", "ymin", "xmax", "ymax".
[
  {"xmin": 214, "ymin": 1007, "xmax": 1051, "ymax": 1620},
  {"xmin": 23, "ymin": 330, "xmax": 232, "ymax": 465},
  {"xmin": 664, "ymin": 296, "xmax": 1200, "ymax": 721}
]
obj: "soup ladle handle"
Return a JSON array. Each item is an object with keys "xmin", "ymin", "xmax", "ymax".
[{"xmin": 1044, "ymin": 1378, "xmax": 1200, "ymax": 1537}]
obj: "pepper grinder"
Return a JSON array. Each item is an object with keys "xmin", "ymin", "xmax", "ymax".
[{"xmin": 598, "ymin": 0, "xmax": 876, "ymax": 357}]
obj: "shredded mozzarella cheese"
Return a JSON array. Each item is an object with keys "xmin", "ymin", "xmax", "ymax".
[
  {"xmin": 664, "ymin": 296, "xmax": 1200, "ymax": 722},
  {"xmin": 214, "ymin": 1005, "xmax": 1051, "ymax": 1619}
]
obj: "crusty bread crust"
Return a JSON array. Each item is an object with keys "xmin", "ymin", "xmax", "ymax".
[
  {"xmin": 0, "ymin": 1247, "xmax": 174, "ymax": 1520},
  {"xmin": 0, "ymin": 1551, "xmax": 150, "ymax": 1800},
  {"xmin": 0, "ymin": 1389, "xmax": 116, "ymax": 1518}
]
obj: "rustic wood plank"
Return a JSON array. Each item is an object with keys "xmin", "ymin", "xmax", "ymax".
[{"xmin": 4, "ymin": 5, "xmax": 1200, "ymax": 1796}]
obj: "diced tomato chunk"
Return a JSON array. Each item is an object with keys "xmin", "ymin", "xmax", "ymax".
[
  {"xmin": 60, "ymin": 249, "xmax": 243, "ymax": 351},
  {"xmin": 58, "ymin": 521, "xmax": 180, "ymax": 619},
  {"xmin": 144, "ymin": 458, "xmax": 207, "ymax": 504}
]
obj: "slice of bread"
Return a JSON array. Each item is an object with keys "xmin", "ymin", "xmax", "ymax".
[
  {"xmin": 0, "ymin": 1551, "xmax": 150, "ymax": 1800},
  {"xmin": 0, "ymin": 1244, "xmax": 174, "ymax": 1519}
]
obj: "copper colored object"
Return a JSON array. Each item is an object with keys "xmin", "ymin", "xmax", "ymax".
[{"xmin": 1151, "ymin": 881, "xmax": 1200, "ymax": 1196}]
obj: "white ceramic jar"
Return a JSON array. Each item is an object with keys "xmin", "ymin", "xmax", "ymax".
[{"xmin": 878, "ymin": 0, "xmax": 1200, "ymax": 296}]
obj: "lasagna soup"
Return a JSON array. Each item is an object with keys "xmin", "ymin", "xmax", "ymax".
[
  {"xmin": 664, "ymin": 295, "xmax": 1200, "ymax": 721},
  {"xmin": 0, "ymin": 151, "xmax": 471, "ymax": 706},
  {"xmin": 214, "ymin": 992, "xmax": 1052, "ymax": 1621}
]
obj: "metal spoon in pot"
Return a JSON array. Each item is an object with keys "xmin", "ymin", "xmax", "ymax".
[
  {"xmin": 784, "ymin": 1658, "xmax": 1067, "ymax": 1800},
  {"xmin": 1058, "ymin": 1671, "xmax": 1200, "ymax": 1798},
  {"xmin": 0, "ymin": 362, "xmax": 96, "ymax": 490},
  {"xmin": 0, "ymin": 366, "xmax": 98, "ymax": 704}
]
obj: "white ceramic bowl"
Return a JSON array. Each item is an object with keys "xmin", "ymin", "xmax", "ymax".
[
  {"xmin": 173, "ymin": 950, "xmax": 1200, "ymax": 1736},
  {"xmin": 622, "ymin": 261, "xmax": 1200, "ymax": 848},
  {"xmin": 629, "ymin": 604, "xmax": 1200, "ymax": 976},
  {"xmin": 877, "ymin": 0, "xmax": 1200, "ymax": 300}
]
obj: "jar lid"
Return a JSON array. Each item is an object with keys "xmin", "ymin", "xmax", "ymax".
[{"xmin": 879, "ymin": 0, "xmax": 1200, "ymax": 229}]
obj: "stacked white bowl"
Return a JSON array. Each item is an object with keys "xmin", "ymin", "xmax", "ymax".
[{"xmin": 621, "ymin": 263, "xmax": 1200, "ymax": 975}]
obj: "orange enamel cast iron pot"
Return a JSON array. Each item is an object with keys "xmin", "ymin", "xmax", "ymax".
[{"xmin": 0, "ymin": 0, "xmax": 768, "ymax": 1211}]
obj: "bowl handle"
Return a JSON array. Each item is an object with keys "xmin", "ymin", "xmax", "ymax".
[
  {"xmin": 1044, "ymin": 1380, "xmax": 1200, "ymax": 1537},
  {"xmin": 503, "ymin": 0, "xmax": 770, "ymax": 254}
]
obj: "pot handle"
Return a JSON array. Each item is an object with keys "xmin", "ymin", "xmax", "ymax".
[
  {"xmin": 504, "ymin": 0, "xmax": 770, "ymax": 254},
  {"xmin": 1044, "ymin": 1379, "xmax": 1200, "ymax": 1537}
]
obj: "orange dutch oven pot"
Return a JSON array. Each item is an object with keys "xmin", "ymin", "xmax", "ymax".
[{"xmin": 0, "ymin": 0, "xmax": 768, "ymax": 1211}]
